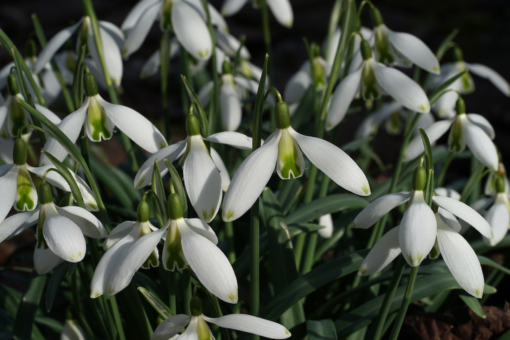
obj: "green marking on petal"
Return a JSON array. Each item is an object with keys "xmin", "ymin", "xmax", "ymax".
[
  {"xmin": 202, "ymin": 208, "xmax": 216, "ymax": 222},
  {"xmin": 419, "ymin": 104, "xmax": 428, "ymax": 112},
  {"xmin": 136, "ymin": 176, "xmax": 146, "ymax": 189},
  {"xmin": 69, "ymin": 252, "xmax": 82, "ymax": 261},
  {"xmin": 475, "ymin": 287, "xmax": 482, "ymax": 298},
  {"xmin": 87, "ymin": 200, "xmax": 98, "ymax": 210},
  {"xmin": 361, "ymin": 184, "xmax": 370, "ymax": 195},
  {"xmin": 197, "ymin": 317, "xmax": 212, "ymax": 340},
  {"xmin": 198, "ymin": 49, "xmax": 210, "ymax": 59},
  {"xmin": 227, "ymin": 290, "xmax": 238, "ymax": 302},
  {"xmin": 358, "ymin": 267, "xmax": 367, "ymax": 275},
  {"xmin": 92, "ymin": 291, "xmax": 101, "ymax": 298},
  {"xmin": 16, "ymin": 166, "xmax": 36, "ymax": 211},
  {"xmin": 163, "ymin": 223, "xmax": 187, "ymax": 271},
  {"xmin": 285, "ymin": 329, "xmax": 291, "ymax": 335},
  {"xmin": 142, "ymin": 250, "xmax": 160, "ymax": 269},
  {"xmin": 278, "ymin": 130, "xmax": 303, "ymax": 179},
  {"xmin": 433, "ymin": 65, "xmax": 440, "ymax": 73},
  {"xmin": 224, "ymin": 210, "xmax": 235, "ymax": 221},
  {"xmin": 87, "ymin": 97, "xmax": 113, "ymax": 141}
]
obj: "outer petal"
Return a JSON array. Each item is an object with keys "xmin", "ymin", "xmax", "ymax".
[
  {"xmin": 283, "ymin": 63, "xmax": 311, "ymax": 105},
  {"xmin": 55, "ymin": 206, "xmax": 107, "ymax": 239},
  {"xmin": 318, "ymin": 214, "xmax": 333, "ymax": 238},
  {"xmin": 437, "ymin": 222, "xmax": 485, "ymax": 298},
  {"xmin": 483, "ymin": 202, "xmax": 509, "ymax": 246},
  {"xmin": 353, "ymin": 192, "xmax": 410, "ymax": 229},
  {"xmin": 267, "ymin": 0, "xmax": 293, "ymax": 28},
  {"xmin": 211, "ymin": 147, "xmax": 230, "ymax": 192},
  {"xmin": 466, "ymin": 114, "xmax": 495, "ymax": 139},
  {"xmin": 399, "ymin": 191, "xmax": 436, "ymax": 266},
  {"xmin": 122, "ymin": 2, "xmax": 161, "ymax": 57},
  {"xmin": 374, "ymin": 64, "xmax": 430, "ymax": 113},
  {"xmin": 358, "ymin": 226, "xmax": 401, "ymax": 276},
  {"xmin": 183, "ymin": 136, "xmax": 222, "ymax": 222},
  {"xmin": 404, "ymin": 120, "xmax": 453, "ymax": 161},
  {"xmin": 466, "ymin": 63, "xmax": 510, "ymax": 96},
  {"xmin": 134, "ymin": 141, "xmax": 187, "ymax": 189},
  {"xmin": 0, "ymin": 164, "xmax": 18, "ymax": 222},
  {"xmin": 172, "ymin": 1, "xmax": 212, "ymax": 60},
  {"xmin": 43, "ymin": 215, "xmax": 86, "ymax": 262},
  {"xmin": 326, "ymin": 69, "xmax": 362, "ymax": 131},
  {"xmin": 121, "ymin": 0, "xmax": 160, "ymax": 32},
  {"xmin": 462, "ymin": 122, "xmax": 499, "ymax": 171},
  {"xmin": 35, "ymin": 104, "xmax": 61, "ymax": 125},
  {"xmin": 222, "ymin": 131, "xmax": 281, "ymax": 221},
  {"xmin": 434, "ymin": 187, "xmax": 461, "ymax": 200},
  {"xmin": 184, "ymin": 218, "xmax": 218, "ymax": 244},
  {"xmin": 289, "ymin": 128, "xmax": 371, "ymax": 196},
  {"xmin": 0, "ymin": 211, "xmax": 38, "ymax": 243},
  {"xmin": 103, "ymin": 221, "xmax": 136, "ymax": 250},
  {"xmin": 386, "ymin": 30, "xmax": 440, "ymax": 74},
  {"xmin": 98, "ymin": 96, "xmax": 167, "ymax": 153},
  {"xmin": 204, "ymin": 314, "xmax": 291, "ymax": 339},
  {"xmin": 221, "ymin": 0, "xmax": 250, "ymax": 16},
  {"xmin": 432, "ymin": 195, "xmax": 493, "ymax": 239},
  {"xmin": 355, "ymin": 102, "xmax": 403, "ymax": 138},
  {"xmin": 99, "ymin": 28, "xmax": 124, "ymax": 85},
  {"xmin": 179, "ymin": 220, "xmax": 238, "ymax": 303},
  {"xmin": 220, "ymin": 79, "xmax": 242, "ymax": 131},
  {"xmin": 34, "ymin": 247, "xmax": 64, "ymax": 275},
  {"xmin": 204, "ymin": 131, "xmax": 253, "ymax": 150},
  {"xmin": 34, "ymin": 22, "xmax": 82, "ymax": 73},
  {"xmin": 234, "ymin": 76, "xmax": 260, "ymax": 95},
  {"xmin": 99, "ymin": 21, "xmax": 125, "ymax": 47},
  {"xmin": 216, "ymin": 30, "xmax": 250, "ymax": 59},
  {"xmin": 152, "ymin": 315, "xmax": 191, "ymax": 340}
]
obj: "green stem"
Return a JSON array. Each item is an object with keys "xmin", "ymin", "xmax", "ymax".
[
  {"xmin": 169, "ymin": 271, "xmax": 177, "ymax": 313},
  {"xmin": 436, "ymin": 152, "xmax": 455, "ymax": 187},
  {"xmin": 160, "ymin": 29, "xmax": 172, "ymax": 141},
  {"xmin": 388, "ymin": 266, "xmax": 419, "ymax": 340},
  {"xmin": 183, "ymin": 270, "xmax": 192, "ymax": 316},
  {"xmin": 225, "ymin": 221, "xmax": 236, "ymax": 263},
  {"xmin": 260, "ymin": 0, "xmax": 274, "ymax": 87}
]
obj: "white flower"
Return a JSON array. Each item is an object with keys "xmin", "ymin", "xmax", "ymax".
[
  {"xmin": 33, "ymin": 17, "xmax": 124, "ymax": 86},
  {"xmin": 221, "ymin": 0, "xmax": 293, "ymax": 28},
  {"xmin": 404, "ymin": 97, "xmax": 498, "ymax": 171},
  {"xmin": 325, "ymin": 39, "xmax": 430, "ymax": 131},
  {"xmin": 223, "ymin": 100, "xmax": 370, "ymax": 222},
  {"xmin": 318, "ymin": 214, "xmax": 333, "ymax": 238},
  {"xmin": 135, "ymin": 114, "xmax": 252, "ymax": 221},
  {"xmin": 323, "ymin": 27, "xmax": 373, "ymax": 68},
  {"xmin": 485, "ymin": 163, "xmax": 510, "ymax": 197},
  {"xmin": 370, "ymin": 7, "xmax": 439, "ymax": 74},
  {"xmin": 61, "ymin": 317, "xmax": 86, "ymax": 340},
  {"xmin": 152, "ymin": 297, "xmax": 290, "ymax": 340},
  {"xmin": 122, "ymin": 0, "xmax": 226, "ymax": 61},
  {"xmin": 40, "ymin": 73, "xmax": 166, "ymax": 167}
]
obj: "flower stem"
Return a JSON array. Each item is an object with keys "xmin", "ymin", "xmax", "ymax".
[
  {"xmin": 160, "ymin": 29, "xmax": 172, "ymax": 141},
  {"xmin": 225, "ymin": 221, "xmax": 236, "ymax": 263},
  {"xmin": 260, "ymin": 0, "xmax": 274, "ymax": 87},
  {"xmin": 436, "ymin": 152, "xmax": 455, "ymax": 187},
  {"xmin": 183, "ymin": 270, "xmax": 192, "ymax": 315},
  {"xmin": 388, "ymin": 266, "xmax": 419, "ymax": 340}
]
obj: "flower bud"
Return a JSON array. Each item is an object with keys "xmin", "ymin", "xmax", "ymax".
[
  {"xmin": 412, "ymin": 165, "xmax": 427, "ymax": 191},
  {"xmin": 275, "ymin": 101, "xmax": 291, "ymax": 129},
  {"xmin": 190, "ymin": 297, "xmax": 202, "ymax": 317},
  {"xmin": 370, "ymin": 7, "xmax": 384, "ymax": 27},
  {"xmin": 84, "ymin": 73, "xmax": 99, "ymax": 97},
  {"xmin": 360, "ymin": 40, "xmax": 373, "ymax": 60},
  {"xmin": 186, "ymin": 114, "xmax": 201, "ymax": 136},
  {"xmin": 25, "ymin": 39, "xmax": 37, "ymax": 58},
  {"xmin": 168, "ymin": 193, "xmax": 184, "ymax": 220},
  {"xmin": 13, "ymin": 139, "xmax": 27, "ymax": 165},
  {"xmin": 39, "ymin": 182, "xmax": 53, "ymax": 205},
  {"xmin": 7, "ymin": 74, "xmax": 20, "ymax": 96},
  {"xmin": 496, "ymin": 177, "xmax": 505, "ymax": 194},
  {"xmin": 453, "ymin": 46, "xmax": 464, "ymax": 62},
  {"xmin": 137, "ymin": 201, "xmax": 150, "ymax": 222},
  {"xmin": 455, "ymin": 97, "xmax": 465, "ymax": 115}
]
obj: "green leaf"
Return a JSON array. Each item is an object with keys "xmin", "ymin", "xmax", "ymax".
[
  {"xmin": 436, "ymin": 29, "xmax": 459, "ymax": 61},
  {"xmin": 307, "ymin": 320, "xmax": 338, "ymax": 340},
  {"xmin": 277, "ymin": 179, "xmax": 303, "ymax": 215},
  {"xmin": 459, "ymin": 293, "xmax": 486, "ymax": 318},
  {"xmin": 428, "ymin": 70, "xmax": 467, "ymax": 104},
  {"xmin": 181, "ymin": 75, "xmax": 209, "ymax": 137},
  {"xmin": 478, "ymin": 256, "xmax": 510, "ymax": 276},
  {"xmin": 137, "ymin": 287, "xmax": 174, "ymax": 320},
  {"xmin": 90, "ymin": 158, "xmax": 133, "ymax": 209},
  {"xmin": 286, "ymin": 194, "xmax": 369, "ymax": 225},
  {"xmin": 13, "ymin": 271, "xmax": 47, "ymax": 340},
  {"xmin": 45, "ymin": 263, "xmax": 68, "ymax": 312}
]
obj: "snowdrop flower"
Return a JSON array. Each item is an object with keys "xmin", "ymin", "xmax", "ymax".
[
  {"xmin": 152, "ymin": 297, "xmax": 290, "ymax": 340},
  {"xmin": 324, "ymin": 26, "xmax": 373, "ymax": 68},
  {"xmin": 61, "ymin": 310, "xmax": 87, "ymax": 340},
  {"xmin": 40, "ymin": 73, "xmax": 166, "ymax": 167},
  {"xmin": 223, "ymin": 99, "xmax": 370, "ymax": 222},
  {"xmin": 122, "ymin": 0, "xmax": 227, "ymax": 61},
  {"xmin": 325, "ymin": 39, "xmax": 430, "ymax": 131},
  {"xmin": 221, "ymin": 0, "xmax": 293, "ymax": 28},
  {"xmin": 404, "ymin": 97, "xmax": 498, "ymax": 171},
  {"xmin": 432, "ymin": 46, "xmax": 510, "ymax": 118},
  {"xmin": 33, "ymin": 17, "xmax": 123, "ymax": 86},
  {"xmin": 135, "ymin": 114, "xmax": 252, "ymax": 221},
  {"xmin": 485, "ymin": 162, "xmax": 510, "ymax": 197},
  {"xmin": 318, "ymin": 214, "xmax": 333, "ymax": 238},
  {"xmin": 355, "ymin": 165, "xmax": 493, "ymax": 268},
  {"xmin": 355, "ymin": 102, "xmax": 434, "ymax": 139},
  {"xmin": 369, "ymin": 7, "xmax": 439, "ymax": 74}
]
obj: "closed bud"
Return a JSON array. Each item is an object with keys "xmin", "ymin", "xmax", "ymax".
[
  {"xmin": 137, "ymin": 201, "xmax": 150, "ymax": 222},
  {"xmin": 412, "ymin": 165, "xmax": 427, "ymax": 191},
  {"xmin": 186, "ymin": 114, "xmax": 201, "ymax": 136},
  {"xmin": 7, "ymin": 74, "xmax": 20, "ymax": 96},
  {"xmin": 275, "ymin": 101, "xmax": 291, "ymax": 129},
  {"xmin": 190, "ymin": 297, "xmax": 202, "ymax": 316},
  {"xmin": 84, "ymin": 73, "xmax": 99, "ymax": 97},
  {"xmin": 370, "ymin": 7, "xmax": 384, "ymax": 27},
  {"xmin": 13, "ymin": 139, "xmax": 27, "ymax": 165},
  {"xmin": 168, "ymin": 193, "xmax": 184, "ymax": 220},
  {"xmin": 360, "ymin": 40, "xmax": 373, "ymax": 60},
  {"xmin": 39, "ymin": 182, "xmax": 53, "ymax": 204}
]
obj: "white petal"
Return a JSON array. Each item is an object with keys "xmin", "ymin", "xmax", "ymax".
[
  {"xmin": 211, "ymin": 147, "xmax": 230, "ymax": 192},
  {"xmin": 98, "ymin": 96, "xmax": 167, "ymax": 153},
  {"xmin": 234, "ymin": 76, "xmax": 260, "ymax": 95},
  {"xmin": 432, "ymin": 195, "xmax": 493, "ymax": 239},
  {"xmin": 61, "ymin": 319, "xmax": 87, "ymax": 340},
  {"xmin": 386, "ymin": 30, "xmax": 439, "ymax": 74},
  {"xmin": 289, "ymin": 128, "xmax": 371, "ymax": 196},
  {"xmin": 183, "ymin": 136, "xmax": 222, "ymax": 222},
  {"xmin": 222, "ymin": 131, "xmax": 281, "ymax": 221},
  {"xmin": 204, "ymin": 131, "xmax": 253, "ymax": 150},
  {"xmin": 179, "ymin": 220, "xmax": 238, "ymax": 303},
  {"xmin": 198, "ymin": 81, "xmax": 213, "ymax": 107},
  {"xmin": 466, "ymin": 114, "xmax": 495, "ymax": 139},
  {"xmin": 99, "ymin": 21, "xmax": 125, "ymax": 48},
  {"xmin": 122, "ymin": 0, "xmax": 160, "ymax": 32},
  {"xmin": 220, "ymin": 80, "xmax": 242, "ymax": 131},
  {"xmin": 0, "ymin": 211, "xmax": 38, "ymax": 243},
  {"xmin": 184, "ymin": 218, "xmax": 218, "ymax": 245},
  {"xmin": 40, "ymin": 99, "xmax": 88, "ymax": 166},
  {"xmin": 0, "ymin": 138, "xmax": 14, "ymax": 164},
  {"xmin": 437, "ymin": 221, "xmax": 485, "ymax": 298},
  {"xmin": 354, "ymin": 192, "xmax": 410, "ymax": 229},
  {"xmin": 434, "ymin": 187, "xmax": 461, "ymax": 200},
  {"xmin": 283, "ymin": 63, "xmax": 311, "ymax": 105},
  {"xmin": 466, "ymin": 63, "xmax": 510, "ymax": 96},
  {"xmin": 172, "ymin": 1, "xmax": 212, "ymax": 60},
  {"xmin": 462, "ymin": 122, "xmax": 499, "ymax": 171},
  {"xmin": 34, "ymin": 22, "xmax": 82, "ymax": 73},
  {"xmin": 483, "ymin": 202, "xmax": 509, "ymax": 246},
  {"xmin": 267, "ymin": 0, "xmax": 293, "ymax": 28},
  {"xmin": 358, "ymin": 226, "xmax": 401, "ymax": 276},
  {"xmin": 122, "ymin": 1, "xmax": 161, "ymax": 57},
  {"xmin": 99, "ymin": 28, "xmax": 124, "ymax": 86},
  {"xmin": 34, "ymin": 246, "xmax": 64, "ymax": 275},
  {"xmin": 55, "ymin": 206, "xmax": 106, "ymax": 239},
  {"xmin": 0, "ymin": 164, "xmax": 18, "ymax": 222},
  {"xmin": 355, "ymin": 102, "xmax": 403, "ymax": 139},
  {"xmin": 326, "ymin": 69, "xmax": 362, "ymax": 131},
  {"xmin": 208, "ymin": 3, "xmax": 229, "ymax": 33},
  {"xmin": 103, "ymin": 221, "xmax": 136, "ymax": 250},
  {"xmin": 35, "ymin": 104, "xmax": 61, "ymax": 126},
  {"xmin": 432, "ymin": 86, "xmax": 459, "ymax": 118},
  {"xmin": 438, "ymin": 209, "xmax": 462, "ymax": 233},
  {"xmin": 204, "ymin": 314, "xmax": 290, "ymax": 339},
  {"xmin": 374, "ymin": 64, "xmax": 430, "ymax": 113},
  {"xmin": 404, "ymin": 120, "xmax": 452, "ymax": 162},
  {"xmin": 134, "ymin": 141, "xmax": 187, "ymax": 189},
  {"xmin": 43, "ymin": 215, "xmax": 86, "ymax": 262},
  {"xmin": 106, "ymin": 226, "xmax": 167, "ymax": 295},
  {"xmin": 399, "ymin": 191, "xmax": 436, "ymax": 266},
  {"xmin": 216, "ymin": 30, "xmax": 250, "ymax": 59},
  {"xmin": 318, "ymin": 214, "xmax": 333, "ymax": 238},
  {"xmin": 152, "ymin": 315, "xmax": 191, "ymax": 340},
  {"xmin": 470, "ymin": 197, "xmax": 494, "ymax": 213},
  {"xmin": 221, "ymin": 0, "xmax": 249, "ymax": 16},
  {"xmin": 140, "ymin": 50, "xmax": 161, "ymax": 79}
]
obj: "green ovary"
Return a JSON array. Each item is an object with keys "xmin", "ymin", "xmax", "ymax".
[
  {"xmin": 374, "ymin": 30, "xmax": 393, "ymax": 64},
  {"xmin": 449, "ymin": 118, "xmax": 463, "ymax": 152},
  {"xmin": 16, "ymin": 167, "xmax": 35, "ymax": 211},
  {"xmin": 87, "ymin": 98, "xmax": 112, "ymax": 141},
  {"xmin": 362, "ymin": 65, "xmax": 379, "ymax": 100},
  {"xmin": 9, "ymin": 99, "xmax": 28, "ymax": 137},
  {"xmin": 278, "ymin": 131, "xmax": 302, "ymax": 179},
  {"xmin": 164, "ymin": 225, "xmax": 186, "ymax": 271}
]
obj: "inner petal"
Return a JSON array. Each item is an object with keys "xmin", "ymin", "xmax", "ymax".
[
  {"xmin": 86, "ymin": 96, "xmax": 115, "ymax": 142},
  {"xmin": 277, "ymin": 129, "xmax": 304, "ymax": 179},
  {"xmin": 15, "ymin": 165, "xmax": 37, "ymax": 212}
]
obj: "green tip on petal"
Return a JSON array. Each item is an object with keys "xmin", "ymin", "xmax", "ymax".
[
  {"xmin": 227, "ymin": 290, "xmax": 238, "ymax": 303},
  {"xmin": 358, "ymin": 267, "xmax": 367, "ymax": 275},
  {"xmin": 475, "ymin": 288, "xmax": 482, "ymax": 298},
  {"xmin": 224, "ymin": 210, "xmax": 235, "ymax": 221},
  {"xmin": 361, "ymin": 184, "xmax": 370, "ymax": 195}
]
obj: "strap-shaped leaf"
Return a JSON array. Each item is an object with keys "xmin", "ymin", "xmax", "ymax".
[
  {"xmin": 45, "ymin": 263, "xmax": 68, "ymax": 312},
  {"xmin": 137, "ymin": 287, "xmax": 174, "ymax": 320},
  {"xmin": 307, "ymin": 320, "xmax": 338, "ymax": 340},
  {"xmin": 459, "ymin": 293, "xmax": 486, "ymax": 318}
]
